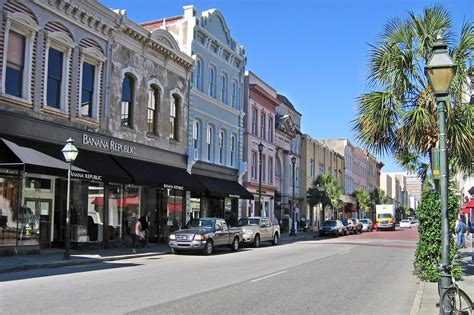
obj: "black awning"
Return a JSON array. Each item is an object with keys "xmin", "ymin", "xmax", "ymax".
[
  {"xmin": 0, "ymin": 138, "xmax": 87, "ymax": 177},
  {"xmin": 113, "ymin": 156, "xmax": 205, "ymax": 192},
  {"xmin": 192, "ymin": 174, "xmax": 254, "ymax": 199}
]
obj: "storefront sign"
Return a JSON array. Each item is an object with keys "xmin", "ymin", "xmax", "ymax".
[
  {"xmin": 229, "ymin": 194, "xmax": 240, "ymax": 198},
  {"xmin": 71, "ymin": 171, "xmax": 103, "ymax": 181},
  {"xmin": 164, "ymin": 184, "xmax": 184, "ymax": 190},
  {"xmin": 82, "ymin": 134, "xmax": 136, "ymax": 155}
]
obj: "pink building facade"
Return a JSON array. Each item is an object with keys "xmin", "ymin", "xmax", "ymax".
[{"xmin": 242, "ymin": 71, "xmax": 279, "ymax": 218}]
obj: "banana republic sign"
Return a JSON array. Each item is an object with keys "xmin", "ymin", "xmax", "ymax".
[{"xmin": 82, "ymin": 134, "xmax": 136, "ymax": 155}]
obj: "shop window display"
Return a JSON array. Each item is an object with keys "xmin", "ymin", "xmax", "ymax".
[{"xmin": 0, "ymin": 174, "xmax": 20, "ymax": 247}]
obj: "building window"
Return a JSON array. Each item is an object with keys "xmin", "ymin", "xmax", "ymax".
[
  {"xmin": 310, "ymin": 159, "xmax": 315, "ymax": 178},
  {"xmin": 251, "ymin": 152, "xmax": 257, "ymax": 180},
  {"xmin": 46, "ymin": 48, "xmax": 63, "ymax": 109},
  {"xmin": 218, "ymin": 130, "xmax": 225, "ymax": 164},
  {"xmin": 121, "ymin": 74, "xmax": 134, "ymax": 127},
  {"xmin": 5, "ymin": 31, "xmax": 25, "ymax": 97},
  {"xmin": 268, "ymin": 156, "xmax": 273, "ymax": 184},
  {"xmin": 319, "ymin": 163, "xmax": 325, "ymax": 175},
  {"xmin": 193, "ymin": 120, "xmax": 200, "ymax": 159},
  {"xmin": 276, "ymin": 157, "xmax": 282, "ymax": 177},
  {"xmin": 80, "ymin": 62, "xmax": 95, "ymax": 118},
  {"xmin": 220, "ymin": 74, "xmax": 227, "ymax": 104},
  {"xmin": 207, "ymin": 125, "xmax": 214, "ymax": 162},
  {"xmin": 268, "ymin": 116, "xmax": 273, "ymax": 142},
  {"xmin": 170, "ymin": 94, "xmax": 179, "ymax": 140},
  {"xmin": 260, "ymin": 112, "xmax": 266, "ymax": 139},
  {"xmin": 261, "ymin": 155, "xmax": 266, "ymax": 182},
  {"xmin": 195, "ymin": 59, "xmax": 202, "ymax": 91},
  {"xmin": 230, "ymin": 135, "xmax": 236, "ymax": 167},
  {"xmin": 208, "ymin": 66, "xmax": 216, "ymax": 98},
  {"xmin": 231, "ymin": 81, "xmax": 237, "ymax": 108},
  {"xmin": 147, "ymin": 86, "xmax": 159, "ymax": 133},
  {"xmin": 251, "ymin": 108, "xmax": 257, "ymax": 135}
]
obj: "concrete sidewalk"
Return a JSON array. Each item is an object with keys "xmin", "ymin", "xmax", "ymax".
[
  {"xmin": 0, "ymin": 230, "xmax": 316, "ymax": 274},
  {"xmin": 413, "ymin": 245, "xmax": 473, "ymax": 314}
]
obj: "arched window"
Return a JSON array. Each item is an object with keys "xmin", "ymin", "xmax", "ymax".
[
  {"xmin": 220, "ymin": 73, "xmax": 227, "ymax": 104},
  {"xmin": 218, "ymin": 130, "xmax": 225, "ymax": 164},
  {"xmin": 230, "ymin": 135, "xmax": 236, "ymax": 167},
  {"xmin": 231, "ymin": 80, "xmax": 238, "ymax": 108},
  {"xmin": 275, "ymin": 156, "xmax": 282, "ymax": 177},
  {"xmin": 251, "ymin": 108, "xmax": 257, "ymax": 135},
  {"xmin": 5, "ymin": 31, "xmax": 26, "ymax": 98},
  {"xmin": 260, "ymin": 112, "xmax": 266, "ymax": 140},
  {"xmin": 193, "ymin": 120, "xmax": 200, "ymax": 159},
  {"xmin": 195, "ymin": 58, "xmax": 202, "ymax": 91},
  {"xmin": 147, "ymin": 85, "xmax": 160, "ymax": 133},
  {"xmin": 251, "ymin": 151, "xmax": 257, "ymax": 180},
  {"xmin": 208, "ymin": 66, "xmax": 216, "ymax": 98},
  {"xmin": 170, "ymin": 94, "xmax": 179, "ymax": 140},
  {"xmin": 207, "ymin": 125, "xmax": 214, "ymax": 162},
  {"xmin": 121, "ymin": 74, "xmax": 134, "ymax": 127}
]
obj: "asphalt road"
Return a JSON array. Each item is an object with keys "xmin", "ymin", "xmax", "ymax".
[{"xmin": 0, "ymin": 228, "xmax": 419, "ymax": 315}]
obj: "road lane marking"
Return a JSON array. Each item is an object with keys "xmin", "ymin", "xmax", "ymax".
[
  {"xmin": 339, "ymin": 250, "xmax": 351, "ymax": 255},
  {"xmin": 250, "ymin": 271, "xmax": 287, "ymax": 283}
]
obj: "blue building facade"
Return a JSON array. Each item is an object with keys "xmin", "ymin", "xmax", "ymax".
[{"xmin": 143, "ymin": 6, "xmax": 250, "ymax": 220}]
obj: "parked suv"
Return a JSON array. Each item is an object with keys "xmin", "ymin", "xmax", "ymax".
[
  {"xmin": 341, "ymin": 219, "xmax": 355, "ymax": 235},
  {"xmin": 237, "ymin": 217, "xmax": 280, "ymax": 247},
  {"xmin": 350, "ymin": 218, "xmax": 363, "ymax": 234}
]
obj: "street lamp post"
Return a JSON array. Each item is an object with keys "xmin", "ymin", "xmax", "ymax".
[
  {"xmin": 258, "ymin": 142, "xmax": 264, "ymax": 217},
  {"xmin": 425, "ymin": 35, "xmax": 457, "ymax": 302},
  {"xmin": 290, "ymin": 155, "xmax": 297, "ymax": 236},
  {"xmin": 61, "ymin": 138, "xmax": 79, "ymax": 260}
]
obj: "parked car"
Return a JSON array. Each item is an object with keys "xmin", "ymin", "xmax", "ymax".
[
  {"xmin": 168, "ymin": 218, "xmax": 242, "ymax": 255},
  {"xmin": 350, "ymin": 218, "xmax": 363, "ymax": 234},
  {"xmin": 237, "ymin": 217, "xmax": 280, "ymax": 247},
  {"xmin": 360, "ymin": 219, "xmax": 374, "ymax": 232},
  {"xmin": 319, "ymin": 220, "xmax": 345, "ymax": 237},
  {"xmin": 341, "ymin": 218, "xmax": 355, "ymax": 235},
  {"xmin": 400, "ymin": 219, "xmax": 412, "ymax": 228}
]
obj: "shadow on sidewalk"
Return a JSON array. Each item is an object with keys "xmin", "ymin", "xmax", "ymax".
[{"xmin": 0, "ymin": 261, "xmax": 141, "ymax": 282}]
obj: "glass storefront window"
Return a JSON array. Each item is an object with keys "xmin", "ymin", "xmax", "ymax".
[
  {"xmin": 0, "ymin": 174, "xmax": 20, "ymax": 247},
  {"xmin": 167, "ymin": 189, "xmax": 183, "ymax": 233},
  {"xmin": 224, "ymin": 198, "xmax": 238, "ymax": 227},
  {"xmin": 122, "ymin": 185, "xmax": 140, "ymax": 238},
  {"xmin": 108, "ymin": 184, "xmax": 123, "ymax": 240}
]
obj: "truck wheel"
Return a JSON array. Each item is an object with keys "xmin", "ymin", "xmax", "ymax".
[
  {"xmin": 230, "ymin": 237, "xmax": 239, "ymax": 252},
  {"xmin": 272, "ymin": 233, "xmax": 279, "ymax": 246},
  {"xmin": 203, "ymin": 240, "xmax": 214, "ymax": 255},
  {"xmin": 253, "ymin": 235, "xmax": 260, "ymax": 248}
]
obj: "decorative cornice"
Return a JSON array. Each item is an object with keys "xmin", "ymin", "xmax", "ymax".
[{"xmin": 249, "ymin": 84, "xmax": 280, "ymax": 107}]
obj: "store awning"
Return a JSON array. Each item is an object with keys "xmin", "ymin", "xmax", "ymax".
[
  {"xmin": 113, "ymin": 156, "xmax": 205, "ymax": 192},
  {"xmin": 192, "ymin": 174, "xmax": 254, "ymax": 199},
  {"xmin": 0, "ymin": 138, "xmax": 87, "ymax": 177}
]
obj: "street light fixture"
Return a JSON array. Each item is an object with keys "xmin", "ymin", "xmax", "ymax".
[
  {"xmin": 290, "ymin": 155, "xmax": 297, "ymax": 236},
  {"xmin": 425, "ymin": 35, "xmax": 456, "ymax": 302},
  {"xmin": 61, "ymin": 138, "xmax": 79, "ymax": 260},
  {"xmin": 258, "ymin": 142, "xmax": 264, "ymax": 217}
]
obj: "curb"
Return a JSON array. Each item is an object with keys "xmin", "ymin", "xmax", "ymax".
[
  {"xmin": 0, "ymin": 250, "xmax": 170, "ymax": 275},
  {"xmin": 410, "ymin": 281, "xmax": 425, "ymax": 315}
]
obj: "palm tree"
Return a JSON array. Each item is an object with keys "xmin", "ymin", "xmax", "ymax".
[
  {"xmin": 353, "ymin": 5, "xmax": 474, "ymax": 177},
  {"xmin": 353, "ymin": 188, "xmax": 371, "ymax": 218},
  {"xmin": 307, "ymin": 175, "xmax": 342, "ymax": 223}
]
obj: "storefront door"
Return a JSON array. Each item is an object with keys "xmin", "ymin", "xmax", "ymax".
[{"xmin": 25, "ymin": 198, "xmax": 52, "ymax": 248}]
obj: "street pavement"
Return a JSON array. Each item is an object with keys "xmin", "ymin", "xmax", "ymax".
[{"xmin": 0, "ymin": 227, "xmax": 472, "ymax": 314}]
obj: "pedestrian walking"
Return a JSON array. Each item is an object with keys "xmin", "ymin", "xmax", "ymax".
[
  {"xmin": 131, "ymin": 214, "xmax": 142, "ymax": 254},
  {"xmin": 455, "ymin": 216, "xmax": 467, "ymax": 249},
  {"xmin": 139, "ymin": 212, "xmax": 151, "ymax": 246}
]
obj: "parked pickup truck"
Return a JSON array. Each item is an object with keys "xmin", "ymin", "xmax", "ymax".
[
  {"xmin": 237, "ymin": 217, "xmax": 280, "ymax": 247},
  {"xmin": 168, "ymin": 218, "xmax": 242, "ymax": 255}
]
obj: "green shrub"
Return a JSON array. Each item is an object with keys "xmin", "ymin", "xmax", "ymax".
[{"xmin": 413, "ymin": 190, "xmax": 461, "ymax": 282}]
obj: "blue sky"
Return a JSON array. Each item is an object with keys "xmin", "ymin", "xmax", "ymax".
[{"xmin": 102, "ymin": 0, "xmax": 472, "ymax": 172}]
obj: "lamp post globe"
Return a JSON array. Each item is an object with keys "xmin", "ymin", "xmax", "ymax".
[
  {"xmin": 424, "ymin": 35, "xmax": 456, "ymax": 304},
  {"xmin": 61, "ymin": 138, "xmax": 79, "ymax": 260},
  {"xmin": 290, "ymin": 155, "xmax": 297, "ymax": 236},
  {"xmin": 258, "ymin": 142, "xmax": 264, "ymax": 217}
]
